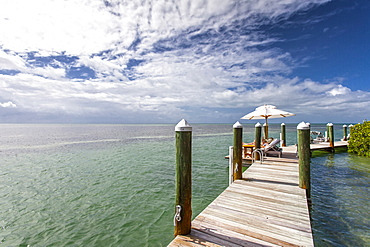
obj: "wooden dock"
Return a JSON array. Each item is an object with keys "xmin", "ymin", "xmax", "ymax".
[
  {"xmin": 282, "ymin": 141, "xmax": 348, "ymax": 154},
  {"xmin": 169, "ymin": 141, "xmax": 348, "ymax": 246},
  {"xmin": 226, "ymin": 141, "xmax": 348, "ymax": 162},
  {"xmin": 168, "ymin": 152, "xmax": 313, "ymax": 247}
]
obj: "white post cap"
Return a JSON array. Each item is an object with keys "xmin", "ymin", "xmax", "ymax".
[
  {"xmin": 349, "ymin": 124, "xmax": 353, "ymax": 127},
  {"xmin": 281, "ymin": 123, "xmax": 285, "ymax": 126},
  {"xmin": 175, "ymin": 119, "xmax": 192, "ymax": 131},
  {"xmin": 233, "ymin": 121, "xmax": 243, "ymax": 129},
  {"xmin": 343, "ymin": 124, "xmax": 347, "ymax": 127},
  {"xmin": 327, "ymin": 123, "xmax": 334, "ymax": 126},
  {"xmin": 255, "ymin": 122, "xmax": 262, "ymax": 127},
  {"xmin": 297, "ymin": 121, "xmax": 310, "ymax": 130}
]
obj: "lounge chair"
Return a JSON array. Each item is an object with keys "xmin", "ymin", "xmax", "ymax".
[
  {"xmin": 310, "ymin": 131, "xmax": 325, "ymax": 143},
  {"xmin": 253, "ymin": 139, "xmax": 282, "ymax": 160}
]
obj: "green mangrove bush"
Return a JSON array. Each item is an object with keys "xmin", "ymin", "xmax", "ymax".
[{"xmin": 348, "ymin": 121, "xmax": 370, "ymax": 157}]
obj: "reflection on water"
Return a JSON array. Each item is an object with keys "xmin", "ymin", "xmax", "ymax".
[{"xmin": 311, "ymin": 152, "xmax": 370, "ymax": 246}]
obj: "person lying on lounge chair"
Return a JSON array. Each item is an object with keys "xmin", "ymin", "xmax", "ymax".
[{"xmin": 243, "ymin": 138, "xmax": 274, "ymax": 147}]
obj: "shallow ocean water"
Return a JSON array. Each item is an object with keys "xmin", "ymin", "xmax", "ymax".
[
  {"xmin": 0, "ymin": 123, "xmax": 369, "ymax": 246},
  {"xmin": 311, "ymin": 152, "xmax": 370, "ymax": 246}
]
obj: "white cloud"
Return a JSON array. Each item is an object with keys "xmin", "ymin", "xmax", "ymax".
[
  {"xmin": 0, "ymin": 0, "xmax": 331, "ymax": 56},
  {"xmin": 0, "ymin": 101, "xmax": 17, "ymax": 108},
  {"xmin": 326, "ymin": 85, "xmax": 351, "ymax": 96},
  {"xmin": 0, "ymin": 50, "xmax": 26, "ymax": 70},
  {"xmin": 1, "ymin": 68, "xmax": 368, "ymax": 123},
  {"xmin": 1, "ymin": 0, "xmax": 368, "ymax": 123},
  {"xmin": 0, "ymin": 0, "xmax": 119, "ymax": 55},
  {"xmin": 77, "ymin": 56, "xmax": 125, "ymax": 80},
  {"xmin": 0, "ymin": 50, "xmax": 66, "ymax": 79},
  {"xmin": 30, "ymin": 66, "xmax": 66, "ymax": 80}
]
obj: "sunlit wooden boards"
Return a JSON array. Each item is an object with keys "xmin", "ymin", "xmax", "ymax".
[{"xmin": 168, "ymin": 155, "xmax": 314, "ymax": 247}]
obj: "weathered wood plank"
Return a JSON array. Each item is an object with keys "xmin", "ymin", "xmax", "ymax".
[
  {"xmin": 193, "ymin": 215, "xmax": 309, "ymax": 247},
  {"xmin": 168, "ymin": 151, "xmax": 314, "ymax": 247},
  {"xmin": 169, "ymin": 234, "xmax": 222, "ymax": 247},
  {"xmin": 199, "ymin": 205, "xmax": 312, "ymax": 241},
  {"xmin": 191, "ymin": 228, "xmax": 273, "ymax": 247},
  {"xmin": 234, "ymin": 179, "xmax": 303, "ymax": 196},
  {"xmin": 192, "ymin": 219, "xmax": 282, "ymax": 247},
  {"xmin": 212, "ymin": 196, "xmax": 310, "ymax": 224},
  {"xmin": 229, "ymin": 183, "xmax": 306, "ymax": 200},
  {"xmin": 224, "ymin": 187, "xmax": 308, "ymax": 211},
  {"xmin": 202, "ymin": 205, "xmax": 312, "ymax": 236}
]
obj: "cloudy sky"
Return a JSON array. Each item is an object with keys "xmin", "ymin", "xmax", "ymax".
[{"xmin": 1, "ymin": 0, "xmax": 369, "ymax": 124}]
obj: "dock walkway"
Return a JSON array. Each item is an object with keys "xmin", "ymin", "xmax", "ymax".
[
  {"xmin": 168, "ymin": 141, "xmax": 347, "ymax": 246},
  {"xmin": 168, "ymin": 152, "xmax": 313, "ymax": 246},
  {"xmin": 282, "ymin": 141, "xmax": 348, "ymax": 153}
]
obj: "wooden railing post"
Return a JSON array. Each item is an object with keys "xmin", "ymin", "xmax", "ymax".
[
  {"xmin": 263, "ymin": 123, "xmax": 268, "ymax": 139},
  {"xmin": 281, "ymin": 123, "xmax": 286, "ymax": 147},
  {"xmin": 254, "ymin": 123, "xmax": 262, "ymax": 160},
  {"xmin": 297, "ymin": 122, "xmax": 311, "ymax": 198},
  {"xmin": 233, "ymin": 121, "xmax": 243, "ymax": 181},
  {"xmin": 348, "ymin": 124, "xmax": 353, "ymax": 140},
  {"xmin": 342, "ymin": 124, "xmax": 348, "ymax": 141},
  {"xmin": 174, "ymin": 119, "xmax": 192, "ymax": 236},
  {"xmin": 228, "ymin": 146, "xmax": 234, "ymax": 185},
  {"xmin": 327, "ymin": 123, "xmax": 334, "ymax": 151}
]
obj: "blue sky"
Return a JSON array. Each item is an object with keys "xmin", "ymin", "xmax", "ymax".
[{"xmin": 0, "ymin": 0, "xmax": 369, "ymax": 124}]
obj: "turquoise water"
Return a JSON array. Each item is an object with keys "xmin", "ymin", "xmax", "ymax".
[
  {"xmin": 0, "ymin": 123, "xmax": 368, "ymax": 246},
  {"xmin": 311, "ymin": 152, "xmax": 370, "ymax": 246}
]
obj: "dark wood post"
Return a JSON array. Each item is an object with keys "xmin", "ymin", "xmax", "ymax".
[
  {"xmin": 297, "ymin": 122, "xmax": 311, "ymax": 197},
  {"xmin": 281, "ymin": 123, "xmax": 286, "ymax": 147},
  {"xmin": 254, "ymin": 123, "xmax": 262, "ymax": 160},
  {"xmin": 342, "ymin": 124, "xmax": 348, "ymax": 141},
  {"xmin": 327, "ymin": 123, "xmax": 334, "ymax": 151},
  {"xmin": 233, "ymin": 121, "xmax": 243, "ymax": 180},
  {"xmin": 174, "ymin": 119, "xmax": 192, "ymax": 236}
]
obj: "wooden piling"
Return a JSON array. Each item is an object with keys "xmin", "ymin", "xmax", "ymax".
[
  {"xmin": 281, "ymin": 123, "xmax": 286, "ymax": 147},
  {"xmin": 297, "ymin": 122, "xmax": 311, "ymax": 197},
  {"xmin": 233, "ymin": 121, "xmax": 243, "ymax": 180},
  {"xmin": 342, "ymin": 124, "xmax": 348, "ymax": 141},
  {"xmin": 228, "ymin": 146, "xmax": 234, "ymax": 185},
  {"xmin": 174, "ymin": 119, "xmax": 192, "ymax": 236},
  {"xmin": 327, "ymin": 123, "xmax": 334, "ymax": 151},
  {"xmin": 254, "ymin": 122, "xmax": 262, "ymax": 160},
  {"xmin": 348, "ymin": 124, "xmax": 353, "ymax": 140},
  {"xmin": 263, "ymin": 122, "xmax": 268, "ymax": 139}
]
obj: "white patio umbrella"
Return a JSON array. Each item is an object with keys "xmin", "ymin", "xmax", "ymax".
[{"xmin": 241, "ymin": 104, "xmax": 295, "ymax": 139}]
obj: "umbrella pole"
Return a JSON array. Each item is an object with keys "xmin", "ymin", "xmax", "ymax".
[{"xmin": 264, "ymin": 117, "xmax": 268, "ymax": 139}]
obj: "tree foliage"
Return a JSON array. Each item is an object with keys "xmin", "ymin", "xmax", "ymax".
[{"xmin": 348, "ymin": 121, "xmax": 370, "ymax": 157}]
